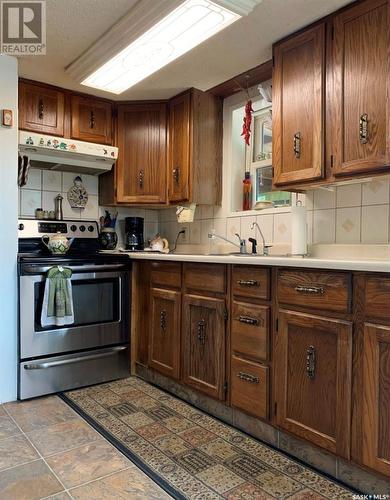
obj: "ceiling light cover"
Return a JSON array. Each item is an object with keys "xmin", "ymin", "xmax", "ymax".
[{"xmin": 81, "ymin": 0, "xmax": 241, "ymax": 94}]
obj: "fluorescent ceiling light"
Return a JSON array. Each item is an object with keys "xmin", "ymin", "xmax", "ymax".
[{"xmin": 81, "ymin": 0, "xmax": 241, "ymax": 94}]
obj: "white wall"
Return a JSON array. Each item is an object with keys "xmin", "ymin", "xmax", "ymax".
[{"xmin": 0, "ymin": 55, "xmax": 18, "ymax": 403}]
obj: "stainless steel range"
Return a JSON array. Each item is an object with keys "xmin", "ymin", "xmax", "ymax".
[{"xmin": 18, "ymin": 219, "xmax": 130, "ymax": 400}]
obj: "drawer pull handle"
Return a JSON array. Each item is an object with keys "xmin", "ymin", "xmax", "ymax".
[
  {"xmin": 238, "ymin": 280, "xmax": 260, "ymax": 287},
  {"xmin": 237, "ymin": 372, "xmax": 259, "ymax": 383},
  {"xmin": 294, "ymin": 285, "xmax": 324, "ymax": 294},
  {"xmin": 359, "ymin": 113, "xmax": 368, "ymax": 144},
  {"xmin": 306, "ymin": 345, "xmax": 316, "ymax": 379},
  {"xmin": 138, "ymin": 169, "xmax": 144, "ymax": 188},
  {"xmin": 38, "ymin": 99, "xmax": 44, "ymax": 119},
  {"xmin": 197, "ymin": 319, "xmax": 206, "ymax": 345},
  {"xmin": 90, "ymin": 110, "xmax": 95, "ymax": 129},
  {"xmin": 238, "ymin": 315, "xmax": 259, "ymax": 326},
  {"xmin": 160, "ymin": 310, "xmax": 167, "ymax": 332},
  {"xmin": 173, "ymin": 167, "xmax": 180, "ymax": 184}
]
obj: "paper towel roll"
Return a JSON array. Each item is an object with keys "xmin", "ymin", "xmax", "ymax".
[{"xmin": 291, "ymin": 205, "xmax": 307, "ymax": 255}]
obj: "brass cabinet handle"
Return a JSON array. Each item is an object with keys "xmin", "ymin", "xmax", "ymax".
[
  {"xmin": 294, "ymin": 285, "xmax": 324, "ymax": 294},
  {"xmin": 160, "ymin": 310, "xmax": 167, "ymax": 332},
  {"xmin": 38, "ymin": 99, "xmax": 44, "ymax": 119},
  {"xmin": 197, "ymin": 319, "xmax": 206, "ymax": 345},
  {"xmin": 306, "ymin": 345, "xmax": 316, "ymax": 379},
  {"xmin": 293, "ymin": 132, "xmax": 301, "ymax": 158},
  {"xmin": 238, "ymin": 315, "xmax": 259, "ymax": 326},
  {"xmin": 237, "ymin": 280, "xmax": 260, "ymax": 287},
  {"xmin": 359, "ymin": 113, "xmax": 368, "ymax": 144},
  {"xmin": 173, "ymin": 167, "xmax": 180, "ymax": 184},
  {"xmin": 237, "ymin": 372, "xmax": 260, "ymax": 383},
  {"xmin": 90, "ymin": 110, "xmax": 95, "ymax": 129},
  {"xmin": 138, "ymin": 170, "xmax": 144, "ymax": 188}
]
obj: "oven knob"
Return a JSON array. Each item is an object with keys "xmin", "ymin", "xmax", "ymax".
[
  {"xmin": 88, "ymin": 225, "xmax": 95, "ymax": 232},
  {"xmin": 79, "ymin": 225, "xmax": 86, "ymax": 232},
  {"xmin": 18, "ymin": 223, "xmax": 24, "ymax": 231},
  {"xmin": 70, "ymin": 225, "xmax": 77, "ymax": 232}
]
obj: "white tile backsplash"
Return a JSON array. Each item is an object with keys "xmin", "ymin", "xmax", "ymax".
[
  {"xmin": 82, "ymin": 194, "xmax": 99, "ymax": 220},
  {"xmin": 20, "ymin": 189, "xmax": 41, "ymax": 217},
  {"xmin": 226, "ymin": 217, "xmax": 241, "ymax": 241},
  {"xmin": 22, "ymin": 169, "xmax": 41, "ymax": 190},
  {"xmin": 336, "ymin": 184, "xmax": 361, "ymax": 208},
  {"xmin": 240, "ymin": 216, "xmax": 256, "ymax": 241},
  {"xmin": 42, "ymin": 170, "xmax": 62, "ymax": 192},
  {"xmin": 190, "ymin": 221, "xmax": 201, "ymax": 244},
  {"xmin": 313, "ymin": 188, "xmax": 336, "ymax": 210},
  {"xmin": 336, "ymin": 207, "xmax": 361, "ymax": 244},
  {"xmin": 313, "ymin": 209, "xmax": 336, "ymax": 244},
  {"xmin": 361, "ymin": 205, "xmax": 389, "ymax": 244},
  {"xmin": 362, "ymin": 178, "xmax": 389, "ymax": 205},
  {"xmin": 273, "ymin": 212, "xmax": 291, "ymax": 244},
  {"xmin": 256, "ymin": 214, "xmax": 273, "ymax": 246},
  {"xmin": 41, "ymin": 191, "xmax": 56, "ymax": 212}
]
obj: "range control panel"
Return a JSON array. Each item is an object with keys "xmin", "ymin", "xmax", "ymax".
[{"xmin": 18, "ymin": 219, "xmax": 99, "ymax": 239}]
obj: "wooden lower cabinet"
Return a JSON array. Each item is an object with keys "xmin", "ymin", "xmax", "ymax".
[
  {"xmin": 182, "ymin": 294, "xmax": 226, "ymax": 400},
  {"xmin": 149, "ymin": 288, "xmax": 181, "ymax": 379},
  {"xmin": 231, "ymin": 356, "xmax": 268, "ymax": 419},
  {"xmin": 275, "ymin": 310, "xmax": 352, "ymax": 458},
  {"xmin": 362, "ymin": 323, "xmax": 390, "ymax": 476}
]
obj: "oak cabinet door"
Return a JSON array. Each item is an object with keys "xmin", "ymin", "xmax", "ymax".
[
  {"xmin": 275, "ymin": 310, "xmax": 352, "ymax": 458},
  {"xmin": 273, "ymin": 24, "xmax": 325, "ymax": 186},
  {"xmin": 71, "ymin": 96, "xmax": 112, "ymax": 144},
  {"xmin": 362, "ymin": 323, "xmax": 390, "ymax": 476},
  {"xmin": 149, "ymin": 288, "xmax": 181, "ymax": 380},
  {"xmin": 168, "ymin": 92, "xmax": 191, "ymax": 202},
  {"xmin": 19, "ymin": 82, "xmax": 65, "ymax": 136},
  {"xmin": 182, "ymin": 294, "xmax": 226, "ymax": 400},
  {"xmin": 116, "ymin": 103, "xmax": 167, "ymax": 204},
  {"xmin": 332, "ymin": 0, "xmax": 390, "ymax": 175}
]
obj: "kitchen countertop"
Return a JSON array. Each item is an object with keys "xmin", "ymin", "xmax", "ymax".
[{"xmin": 108, "ymin": 247, "xmax": 390, "ymax": 273}]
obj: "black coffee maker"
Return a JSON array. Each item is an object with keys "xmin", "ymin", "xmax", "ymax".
[{"xmin": 125, "ymin": 217, "xmax": 144, "ymax": 251}]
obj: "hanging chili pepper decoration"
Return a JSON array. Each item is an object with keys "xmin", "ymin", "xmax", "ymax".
[{"xmin": 241, "ymin": 99, "xmax": 254, "ymax": 146}]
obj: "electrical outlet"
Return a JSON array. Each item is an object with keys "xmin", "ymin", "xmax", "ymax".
[{"xmin": 179, "ymin": 225, "xmax": 189, "ymax": 244}]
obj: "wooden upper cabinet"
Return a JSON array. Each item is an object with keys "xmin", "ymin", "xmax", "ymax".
[
  {"xmin": 273, "ymin": 24, "xmax": 325, "ymax": 186},
  {"xmin": 149, "ymin": 288, "xmax": 181, "ymax": 380},
  {"xmin": 19, "ymin": 81, "xmax": 65, "ymax": 136},
  {"xmin": 71, "ymin": 96, "xmax": 112, "ymax": 144},
  {"xmin": 168, "ymin": 89, "xmax": 222, "ymax": 205},
  {"xmin": 168, "ymin": 92, "xmax": 191, "ymax": 202},
  {"xmin": 275, "ymin": 310, "xmax": 352, "ymax": 458},
  {"xmin": 332, "ymin": 0, "xmax": 390, "ymax": 176},
  {"xmin": 182, "ymin": 294, "xmax": 226, "ymax": 400},
  {"xmin": 116, "ymin": 103, "xmax": 167, "ymax": 204},
  {"xmin": 362, "ymin": 323, "xmax": 390, "ymax": 476}
]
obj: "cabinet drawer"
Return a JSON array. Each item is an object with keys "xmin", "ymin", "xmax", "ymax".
[
  {"xmin": 150, "ymin": 262, "xmax": 181, "ymax": 289},
  {"xmin": 184, "ymin": 263, "xmax": 226, "ymax": 294},
  {"xmin": 277, "ymin": 269, "xmax": 351, "ymax": 313},
  {"xmin": 232, "ymin": 266, "xmax": 270, "ymax": 300},
  {"xmin": 231, "ymin": 301, "xmax": 269, "ymax": 361},
  {"xmin": 364, "ymin": 276, "xmax": 390, "ymax": 320},
  {"xmin": 231, "ymin": 356, "xmax": 268, "ymax": 420}
]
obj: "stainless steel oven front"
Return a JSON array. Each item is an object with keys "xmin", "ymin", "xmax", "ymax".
[{"xmin": 20, "ymin": 262, "xmax": 129, "ymax": 358}]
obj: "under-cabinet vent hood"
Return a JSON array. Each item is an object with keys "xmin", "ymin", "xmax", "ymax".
[{"xmin": 18, "ymin": 132, "xmax": 118, "ymax": 175}]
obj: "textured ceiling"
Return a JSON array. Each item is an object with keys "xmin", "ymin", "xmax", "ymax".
[{"xmin": 18, "ymin": 0, "xmax": 351, "ymax": 100}]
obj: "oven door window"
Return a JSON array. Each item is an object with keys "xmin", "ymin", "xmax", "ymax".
[{"xmin": 34, "ymin": 277, "xmax": 120, "ymax": 331}]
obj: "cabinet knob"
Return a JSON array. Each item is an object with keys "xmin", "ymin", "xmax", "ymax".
[
  {"xmin": 173, "ymin": 167, "xmax": 180, "ymax": 184},
  {"xmin": 359, "ymin": 113, "xmax": 368, "ymax": 144},
  {"xmin": 38, "ymin": 99, "xmax": 44, "ymax": 119},
  {"xmin": 293, "ymin": 132, "xmax": 301, "ymax": 158}
]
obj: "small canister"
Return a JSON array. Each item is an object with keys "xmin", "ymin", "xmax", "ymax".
[
  {"xmin": 99, "ymin": 227, "xmax": 118, "ymax": 250},
  {"xmin": 35, "ymin": 208, "xmax": 44, "ymax": 219}
]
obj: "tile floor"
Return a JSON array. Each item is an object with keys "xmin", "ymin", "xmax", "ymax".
[{"xmin": 0, "ymin": 396, "xmax": 170, "ymax": 499}]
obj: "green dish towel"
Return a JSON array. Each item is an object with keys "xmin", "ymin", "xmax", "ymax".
[{"xmin": 41, "ymin": 266, "xmax": 74, "ymax": 327}]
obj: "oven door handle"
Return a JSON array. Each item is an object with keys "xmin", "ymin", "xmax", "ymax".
[
  {"xmin": 22, "ymin": 263, "xmax": 128, "ymax": 274},
  {"xmin": 23, "ymin": 346, "xmax": 127, "ymax": 370}
]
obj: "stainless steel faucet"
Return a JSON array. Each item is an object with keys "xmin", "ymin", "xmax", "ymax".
[
  {"xmin": 208, "ymin": 232, "xmax": 247, "ymax": 254},
  {"xmin": 250, "ymin": 222, "xmax": 272, "ymax": 256}
]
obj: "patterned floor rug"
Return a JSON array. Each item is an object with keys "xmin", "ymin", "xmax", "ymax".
[{"xmin": 61, "ymin": 377, "xmax": 355, "ymax": 500}]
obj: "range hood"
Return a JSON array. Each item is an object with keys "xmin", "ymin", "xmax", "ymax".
[{"xmin": 19, "ymin": 132, "xmax": 118, "ymax": 175}]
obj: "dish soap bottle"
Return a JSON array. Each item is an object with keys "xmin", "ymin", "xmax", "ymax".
[{"xmin": 242, "ymin": 172, "xmax": 252, "ymax": 211}]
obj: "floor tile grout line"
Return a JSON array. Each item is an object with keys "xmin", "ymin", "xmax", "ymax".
[
  {"xmin": 3, "ymin": 405, "xmax": 69, "ymax": 494},
  {"xmin": 0, "ymin": 457, "xmax": 43, "ymax": 475},
  {"xmin": 65, "ymin": 465, "xmax": 135, "ymax": 495}
]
